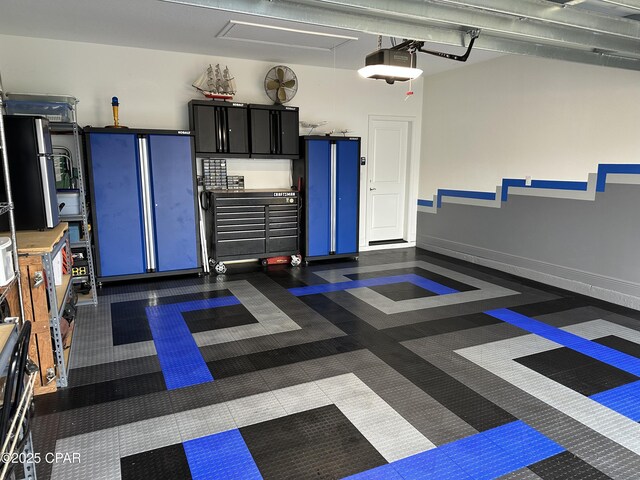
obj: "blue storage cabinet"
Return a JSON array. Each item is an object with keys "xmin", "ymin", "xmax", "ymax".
[
  {"xmin": 86, "ymin": 128, "xmax": 201, "ymax": 282},
  {"xmin": 294, "ymin": 136, "xmax": 360, "ymax": 262}
]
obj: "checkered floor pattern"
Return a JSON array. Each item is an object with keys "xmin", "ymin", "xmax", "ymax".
[{"xmin": 30, "ymin": 248, "xmax": 640, "ymax": 479}]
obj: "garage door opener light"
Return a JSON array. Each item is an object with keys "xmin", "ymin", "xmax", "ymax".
[{"xmin": 359, "ymin": 30, "xmax": 480, "ymax": 85}]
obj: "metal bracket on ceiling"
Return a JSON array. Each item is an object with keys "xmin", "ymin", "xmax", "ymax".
[{"xmin": 390, "ymin": 29, "xmax": 481, "ymax": 63}]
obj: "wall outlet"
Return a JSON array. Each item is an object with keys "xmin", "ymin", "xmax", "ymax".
[{"xmin": 525, "ymin": 176, "xmax": 532, "ymax": 186}]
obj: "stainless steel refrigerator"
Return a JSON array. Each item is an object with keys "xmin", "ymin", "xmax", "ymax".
[{"xmin": 0, "ymin": 115, "xmax": 60, "ymax": 230}]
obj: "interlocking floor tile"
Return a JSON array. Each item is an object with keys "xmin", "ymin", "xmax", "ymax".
[
  {"xmin": 120, "ymin": 443, "xmax": 190, "ymax": 480},
  {"xmin": 240, "ymin": 405, "xmax": 387, "ymax": 479},
  {"xmin": 528, "ymin": 451, "xmax": 611, "ymax": 480},
  {"xmin": 182, "ymin": 303, "xmax": 258, "ymax": 333},
  {"xmin": 32, "ymin": 247, "xmax": 640, "ymax": 480}
]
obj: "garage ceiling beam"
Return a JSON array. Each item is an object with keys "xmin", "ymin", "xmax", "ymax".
[
  {"xmin": 298, "ymin": 0, "xmax": 640, "ymax": 55},
  {"xmin": 433, "ymin": 0, "xmax": 640, "ymax": 39},
  {"xmin": 598, "ymin": 0, "xmax": 640, "ymax": 11},
  {"xmin": 160, "ymin": 0, "xmax": 640, "ymax": 70}
]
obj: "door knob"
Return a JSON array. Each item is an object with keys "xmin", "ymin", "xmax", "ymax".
[{"xmin": 369, "ymin": 187, "xmax": 377, "ymax": 191}]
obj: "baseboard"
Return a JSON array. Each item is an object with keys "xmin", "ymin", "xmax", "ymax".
[
  {"xmin": 360, "ymin": 241, "xmax": 417, "ymax": 252},
  {"xmin": 417, "ymin": 234, "xmax": 640, "ymax": 310}
]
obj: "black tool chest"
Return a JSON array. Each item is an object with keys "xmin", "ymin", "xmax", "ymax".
[{"xmin": 206, "ymin": 190, "xmax": 300, "ymax": 270}]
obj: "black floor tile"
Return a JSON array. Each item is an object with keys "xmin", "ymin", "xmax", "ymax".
[
  {"xmin": 528, "ymin": 452, "xmax": 611, "ymax": 479},
  {"xmin": 240, "ymin": 405, "xmax": 386, "ymax": 480},
  {"xmin": 98, "ymin": 274, "xmax": 207, "ymax": 296},
  {"xmin": 369, "ymin": 281, "xmax": 437, "ymax": 301},
  {"xmin": 182, "ymin": 304, "xmax": 258, "ymax": 333},
  {"xmin": 111, "ymin": 301, "xmax": 154, "ymax": 346},
  {"xmin": 111, "ymin": 288, "xmax": 232, "ymax": 345},
  {"xmin": 515, "ymin": 344, "xmax": 639, "ymax": 396},
  {"xmin": 508, "ymin": 297, "xmax": 589, "ymax": 318},
  {"xmin": 120, "ymin": 444, "xmax": 191, "ymax": 480},
  {"xmin": 514, "ymin": 347, "xmax": 598, "ymax": 376},
  {"xmin": 549, "ymin": 363, "xmax": 638, "ymax": 396},
  {"xmin": 594, "ymin": 335, "xmax": 640, "ymax": 358},
  {"xmin": 206, "ymin": 336, "xmax": 364, "ymax": 379},
  {"xmin": 34, "ymin": 371, "xmax": 167, "ymax": 416}
]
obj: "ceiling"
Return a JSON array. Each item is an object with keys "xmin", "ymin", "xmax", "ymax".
[
  {"xmin": 2, "ymin": 0, "xmax": 640, "ymax": 74},
  {"xmin": 0, "ymin": 0, "xmax": 500, "ymax": 77}
]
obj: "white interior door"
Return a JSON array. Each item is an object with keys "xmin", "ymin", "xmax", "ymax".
[{"xmin": 366, "ymin": 118, "xmax": 409, "ymax": 243}]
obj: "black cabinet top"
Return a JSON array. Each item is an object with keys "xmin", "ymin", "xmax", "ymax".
[
  {"xmin": 84, "ymin": 126, "xmax": 193, "ymax": 136},
  {"xmin": 248, "ymin": 104, "xmax": 299, "ymax": 112},
  {"xmin": 189, "ymin": 99, "xmax": 248, "ymax": 108},
  {"xmin": 301, "ymin": 135, "xmax": 360, "ymax": 142}
]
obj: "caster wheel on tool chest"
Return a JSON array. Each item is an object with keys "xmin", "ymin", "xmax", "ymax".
[
  {"xmin": 261, "ymin": 259, "xmax": 268, "ymax": 267},
  {"xmin": 214, "ymin": 262, "xmax": 227, "ymax": 274},
  {"xmin": 353, "ymin": 256, "xmax": 359, "ymax": 261},
  {"xmin": 290, "ymin": 255, "xmax": 302, "ymax": 267}
]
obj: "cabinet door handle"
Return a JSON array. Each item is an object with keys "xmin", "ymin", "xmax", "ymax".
[
  {"xmin": 276, "ymin": 112, "xmax": 282, "ymax": 155},
  {"xmin": 215, "ymin": 108, "xmax": 223, "ymax": 152},
  {"xmin": 369, "ymin": 187, "xmax": 377, "ymax": 191},
  {"xmin": 221, "ymin": 109, "xmax": 228, "ymax": 152},
  {"xmin": 270, "ymin": 111, "xmax": 276, "ymax": 154}
]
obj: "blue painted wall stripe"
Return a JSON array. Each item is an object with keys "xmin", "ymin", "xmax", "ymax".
[
  {"xmin": 347, "ymin": 420, "xmax": 564, "ymax": 480},
  {"xmin": 501, "ymin": 179, "xmax": 527, "ymax": 202},
  {"xmin": 529, "ymin": 180, "xmax": 588, "ymax": 190},
  {"xmin": 437, "ymin": 189, "xmax": 496, "ymax": 208},
  {"xmin": 485, "ymin": 308, "xmax": 640, "ymax": 377},
  {"xmin": 146, "ymin": 296, "xmax": 240, "ymax": 389},
  {"xmin": 420, "ymin": 163, "xmax": 640, "ymax": 209},
  {"xmin": 597, "ymin": 164, "xmax": 640, "ymax": 192},
  {"xmin": 288, "ymin": 274, "xmax": 457, "ymax": 297},
  {"xmin": 183, "ymin": 429, "xmax": 262, "ymax": 480}
]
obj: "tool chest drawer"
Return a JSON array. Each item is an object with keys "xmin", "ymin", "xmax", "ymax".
[{"xmin": 208, "ymin": 190, "xmax": 300, "ymax": 262}]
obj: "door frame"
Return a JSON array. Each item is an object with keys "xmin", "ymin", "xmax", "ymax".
[{"xmin": 360, "ymin": 114, "xmax": 420, "ymax": 250}]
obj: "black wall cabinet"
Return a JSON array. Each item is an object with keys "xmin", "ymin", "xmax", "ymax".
[
  {"xmin": 249, "ymin": 104, "xmax": 300, "ymax": 159},
  {"xmin": 189, "ymin": 100, "xmax": 249, "ymax": 157}
]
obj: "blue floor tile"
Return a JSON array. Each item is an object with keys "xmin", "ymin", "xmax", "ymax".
[{"xmin": 184, "ymin": 429, "xmax": 262, "ymax": 480}]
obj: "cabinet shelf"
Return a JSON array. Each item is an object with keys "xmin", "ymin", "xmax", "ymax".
[
  {"xmin": 53, "ymin": 274, "xmax": 72, "ymax": 318},
  {"xmin": 59, "ymin": 214, "xmax": 84, "ymax": 222}
]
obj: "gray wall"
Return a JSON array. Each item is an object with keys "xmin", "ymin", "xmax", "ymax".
[{"xmin": 417, "ymin": 184, "xmax": 640, "ymax": 307}]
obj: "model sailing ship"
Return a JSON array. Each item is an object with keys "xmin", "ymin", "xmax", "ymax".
[{"xmin": 192, "ymin": 64, "xmax": 237, "ymax": 100}]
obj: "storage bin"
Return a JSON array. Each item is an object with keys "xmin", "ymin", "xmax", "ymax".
[
  {"xmin": 5, "ymin": 100, "xmax": 73, "ymax": 123},
  {"xmin": 0, "ymin": 237, "xmax": 15, "ymax": 287},
  {"xmin": 69, "ymin": 223, "xmax": 81, "ymax": 243},
  {"xmin": 57, "ymin": 191, "xmax": 81, "ymax": 215}
]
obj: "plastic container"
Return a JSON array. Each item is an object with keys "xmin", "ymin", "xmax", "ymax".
[
  {"xmin": 0, "ymin": 237, "xmax": 16, "ymax": 287},
  {"xmin": 4, "ymin": 100, "xmax": 73, "ymax": 123},
  {"xmin": 69, "ymin": 223, "xmax": 81, "ymax": 243},
  {"xmin": 57, "ymin": 191, "xmax": 81, "ymax": 215}
]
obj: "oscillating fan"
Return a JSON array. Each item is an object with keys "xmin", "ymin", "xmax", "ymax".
[{"xmin": 264, "ymin": 66, "xmax": 298, "ymax": 104}]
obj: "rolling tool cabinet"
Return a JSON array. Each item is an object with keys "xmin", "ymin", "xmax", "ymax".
[{"xmin": 204, "ymin": 190, "xmax": 301, "ymax": 273}]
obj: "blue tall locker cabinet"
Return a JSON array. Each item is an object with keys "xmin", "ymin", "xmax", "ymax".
[
  {"xmin": 85, "ymin": 128, "xmax": 201, "ymax": 282},
  {"xmin": 294, "ymin": 136, "xmax": 360, "ymax": 262}
]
